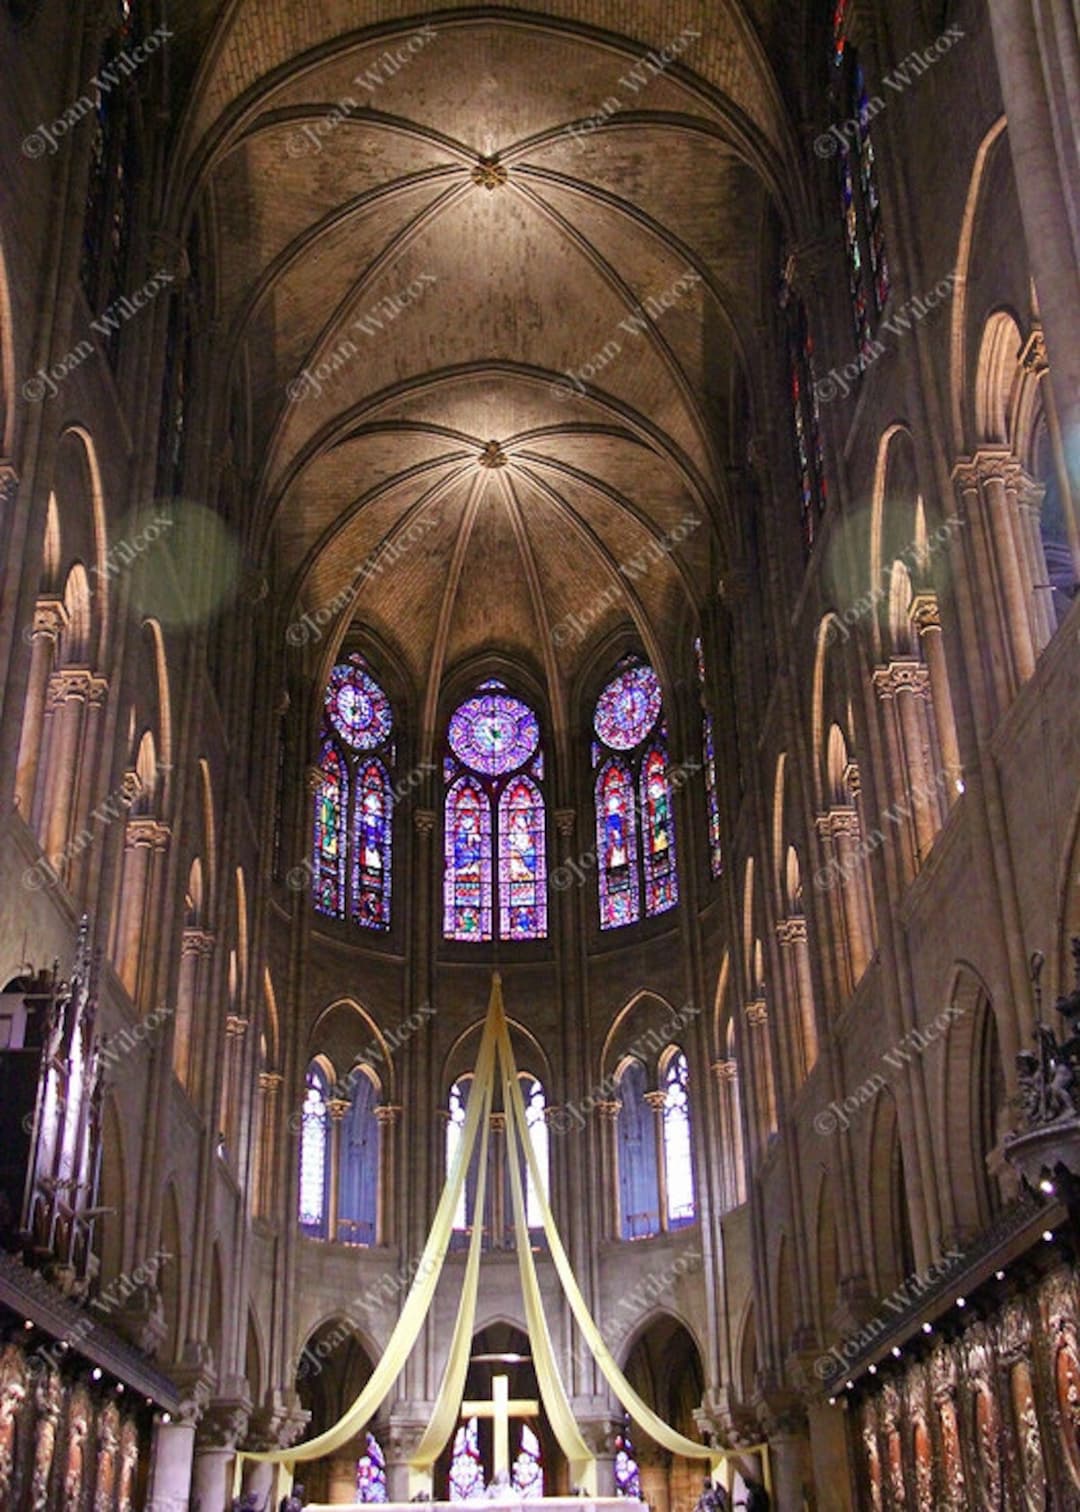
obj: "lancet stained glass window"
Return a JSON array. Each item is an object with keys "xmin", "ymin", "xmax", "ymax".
[
  {"xmin": 616, "ymin": 1059, "xmax": 660, "ymax": 1239},
  {"xmin": 782, "ymin": 283, "xmax": 827, "ymax": 552},
  {"xmin": 313, "ymin": 742, "xmax": 347, "ymax": 919},
  {"xmin": 299, "ymin": 1064, "xmax": 330, "ymax": 1237},
  {"xmin": 311, "ymin": 659, "xmax": 395, "ymax": 930},
  {"xmin": 357, "ymin": 1433, "xmax": 388, "ymax": 1502},
  {"xmin": 444, "ymin": 685, "xmax": 547, "ymax": 941},
  {"xmin": 449, "ymin": 1417, "xmax": 485, "ymax": 1501},
  {"xmin": 523, "ymin": 1076, "xmax": 549, "ymax": 1230},
  {"xmin": 512, "ymin": 1424, "xmax": 544, "ymax": 1498},
  {"xmin": 694, "ymin": 637, "xmax": 723, "ymax": 878},
  {"xmin": 831, "ymin": 6, "xmax": 890, "ymax": 349},
  {"xmin": 594, "ymin": 661, "xmax": 678, "ymax": 930},
  {"xmin": 662, "ymin": 1050, "xmax": 695, "ymax": 1226},
  {"xmin": 338, "ymin": 1068, "xmax": 380, "ymax": 1246},
  {"xmin": 614, "ymin": 1421, "xmax": 641, "ymax": 1498}
]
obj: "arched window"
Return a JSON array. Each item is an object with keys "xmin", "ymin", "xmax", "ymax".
[
  {"xmin": 616, "ymin": 1059, "xmax": 660, "ymax": 1239},
  {"xmin": 831, "ymin": 1, "xmax": 890, "ymax": 350},
  {"xmin": 594, "ymin": 661, "xmax": 678, "ymax": 929},
  {"xmin": 447, "ymin": 1077, "xmax": 475, "ymax": 1236},
  {"xmin": 299, "ymin": 1063, "xmax": 330, "ymax": 1238},
  {"xmin": 661, "ymin": 1049, "xmax": 695, "ymax": 1227},
  {"xmin": 449, "ymin": 1417, "xmax": 484, "ymax": 1501},
  {"xmin": 512, "ymin": 1423, "xmax": 544, "ymax": 1497},
  {"xmin": 780, "ymin": 276, "xmax": 827, "ymax": 550},
  {"xmin": 338, "ymin": 1068, "xmax": 380, "ymax": 1246},
  {"xmin": 613, "ymin": 1419, "xmax": 641, "ymax": 1498},
  {"xmin": 311, "ymin": 657, "xmax": 395, "ymax": 930},
  {"xmin": 444, "ymin": 682, "xmax": 546, "ymax": 941},
  {"xmin": 313, "ymin": 742, "xmax": 347, "ymax": 919},
  {"xmin": 357, "ymin": 1432, "xmax": 388, "ymax": 1502},
  {"xmin": 81, "ymin": 0, "xmax": 142, "ymax": 341},
  {"xmin": 522, "ymin": 1076, "xmax": 549, "ymax": 1231},
  {"xmin": 693, "ymin": 637, "xmax": 723, "ymax": 878}
]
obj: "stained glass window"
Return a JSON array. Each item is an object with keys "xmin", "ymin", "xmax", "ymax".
[
  {"xmin": 513, "ymin": 1424, "xmax": 544, "ymax": 1498},
  {"xmin": 313, "ymin": 742, "xmax": 347, "ymax": 919},
  {"xmin": 357, "ymin": 1433, "xmax": 388, "ymax": 1502},
  {"xmin": 597, "ymin": 760, "xmax": 640, "ymax": 930},
  {"xmin": 299, "ymin": 1064, "xmax": 329, "ymax": 1237},
  {"xmin": 444, "ymin": 686, "xmax": 547, "ymax": 942},
  {"xmin": 693, "ymin": 637, "xmax": 723, "ymax": 878},
  {"xmin": 662, "ymin": 1050, "xmax": 695, "ymax": 1226},
  {"xmin": 80, "ymin": 1, "xmax": 142, "ymax": 325},
  {"xmin": 594, "ymin": 661, "xmax": 678, "ymax": 929},
  {"xmin": 338, "ymin": 1069, "xmax": 379, "ymax": 1246},
  {"xmin": 594, "ymin": 665, "xmax": 662, "ymax": 749},
  {"xmin": 831, "ymin": 9, "xmax": 890, "ymax": 347},
  {"xmin": 449, "ymin": 1417, "xmax": 485, "ymax": 1501},
  {"xmin": 617, "ymin": 1059, "xmax": 660, "ymax": 1239},
  {"xmin": 449, "ymin": 692, "xmax": 539, "ymax": 775},
  {"xmin": 447, "ymin": 1079, "xmax": 470, "ymax": 1232},
  {"xmin": 784, "ymin": 289, "xmax": 827, "ymax": 552},
  {"xmin": 498, "ymin": 777, "xmax": 546, "ymax": 940},
  {"xmin": 614, "ymin": 1420, "xmax": 641, "ymax": 1498},
  {"xmin": 641, "ymin": 746, "xmax": 678, "ymax": 914},
  {"xmin": 311, "ymin": 663, "xmax": 395, "ymax": 930},
  {"xmin": 523, "ymin": 1077, "xmax": 549, "ymax": 1230},
  {"xmin": 445, "ymin": 777, "xmax": 493, "ymax": 940},
  {"xmin": 353, "ymin": 760, "xmax": 392, "ymax": 929},
  {"xmin": 327, "ymin": 662, "xmax": 394, "ymax": 751}
]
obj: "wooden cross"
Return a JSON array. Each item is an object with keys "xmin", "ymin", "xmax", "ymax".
[{"xmin": 461, "ymin": 1373, "xmax": 539, "ymax": 1480}]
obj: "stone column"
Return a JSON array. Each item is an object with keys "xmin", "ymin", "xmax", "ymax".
[
  {"xmin": 777, "ymin": 917, "xmax": 817, "ymax": 1083},
  {"xmin": 145, "ymin": 1418, "xmax": 196, "ymax": 1512},
  {"xmin": 881, "ymin": 661, "xmax": 939, "ymax": 862},
  {"xmin": 326, "ymin": 1098, "xmax": 350, "ymax": 1242},
  {"xmin": 710, "ymin": 1060, "xmax": 744, "ymax": 1209},
  {"xmin": 644, "ymin": 1090, "xmax": 668, "ymax": 1233},
  {"xmin": 113, "ymin": 818, "xmax": 170, "ymax": 1000},
  {"xmin": 827, "ymin": 809, "xmax": 873, "ymax": 986},
  {"xmin": 761, "ymin": 1406, "xmax": 812, "ymax": 1512},
  {"xmin": 595, "ymin": 1099, "xmax": 622, "ymax": 1240},
  {"xmin": 327, "ymin": 1446, "xmax": 362, "ymax": 1503},
  {"xmin": 981, "ymin": 455, "xmax": 1037, "ymax": 684},
  {"xmin": 38, "ymin": 668, "xmax": 100, "ymax": 861},
  {"xmin": 175, "ymin": 929, "xmax": 214, "ymax": 1090},
  {"xmin": 952, "ymin": 460, "xmax": 1014, "ymax": 718},
  {"xmin": 192, "ymin": 1404, "xmax": 249, "ymax": 1512},
  {"xmin": 1020, "ymin": 329, "xmax": 1080, "ymax": 578},
  {"xmin": 255, "ymin": 1071, "xmax": 283, "ymax": 1219},
  {"xmin": 489, "ymin": 1111, "xmax": 507, "ymax": 1247},
  {"xmin": 13, "ymin": 598, "xmax": 65, "ymax": 821},
  {"xmin": 374, "ymin": 1103, "xmax": 400, "ymax": 1244},
  {"xmin": 911, "ymin": 595, "xmax": 961, "ymax": 799},
  {"xmin": 987, "ymin": 0, "xmax": 1080, "ymax": 501},
  {"xmin": 745, "ymin": 1001, "xmax": 774, "ymax": 1140}
]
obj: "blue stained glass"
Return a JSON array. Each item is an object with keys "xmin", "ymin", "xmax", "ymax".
[
  {"xmin": 594, "ymin": 666, "xmax": 661, "ymax": 750},
  {"xmin": 512, "ymin": 1424, "xmax": 544, "ymax": 1498},
  {"xmin": 499, "ymin": 777, "xmax": 546, "ymax": 940},
  {"xmin": 352, "ymin": 759, "xmax": 392, "ymax": 930},
  {"xmin": 597, "ymin": 760, "xmax": 640, "ymax": 930},
  {"xmin": 357, "ymin": 1434, "xmax": 388, "ymax": 1502},
  {"xmin": 338, "ymin": 1070, "xmax": 379, "ymax": 1245},
  {"xmin": 642, "ymin": 746, "xmax": 678, "ymax": 916},
  {"xmin": 617, "ymin": 1060, "xmax": 659, "ymax": 1239},
  {"xmin": 299, "ymin": 1063, "xmax": 329, "ymax": 1236},
  {"xmin": 313, "ymin": 742, "xmax": 347, "ymax": 918},
  {"xmin": 449, "ymin": 1417, "xmax": 485, "ymax": 1501},
  {"xmin": 449, "ymin": 693, "xmax": 539, "ymax": 776},
  {"xmin": 614, "ymin": 1422, "xmax": 641, "ymax": 1498},
  {"xmin": 326, "ymin": 663, "xmax": 393, "ymax": 751},
  {"xmin": 662, "ymin": 1050, "xmax": 695, "ymax": 1225},
  {"xmin": 445, "ymin": 777, "xmax": 493, "ymax": 940},
  {"xmin": 703, "ymin": 712, "xmax": 723, "ymax": 878}
]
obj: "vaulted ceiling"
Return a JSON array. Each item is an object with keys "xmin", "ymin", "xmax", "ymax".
[{"xmin": 176, "ymin": 4, "xmax": 806, "ymax": 716}]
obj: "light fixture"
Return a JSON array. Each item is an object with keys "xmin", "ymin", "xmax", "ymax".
[
  {"xmin": 922, "ymin": 1322, "xmax": 932, "ymax": 1334},
  {"xmin": 868, "ymin": 1364, "xmax": 877, "ymax": 1375},
  {"xmin": 1039, "ymin": 1177, "xmax": 1056, "ymax": 1195},
  {"xmin": 891, "ymin": 1346, "xmax": 901, "ymax": 1358},
  {"xmin": 23, "ymin": 1320, "xmax": 33, "ymax": 1331},
  {"xmin": 846, "ymin": 1381, "xmax": 854, "ymax": 1391},
  {"xmin": 91, "ymin": 1368, "xmax": 102, "ymax": 1381},
  {"xmin": 1044, "ymin": 1229, "xmax": 1055, "ymax": 1242},
  {"xmin": 161, "ymin": 1413, "xmax": 171, "ymax": 1424},
  {"xmin": 956, "ymin": 1297, "xmax": 966, "ymax": 1308},
  {"xmin": 995, "ymin": 1270, "xmax": 1005, "ymax": 1280},
  {"xmin": 828, "ymin": 1397, "xmax": 837, "ymax": 1406},
  {"xmin": 116, "ymin": 1383, "xmax": 124, "ymax": 1394},
  {"xmin": 955, "ymin": 777, "xmax": 965, "ymax": 794}
]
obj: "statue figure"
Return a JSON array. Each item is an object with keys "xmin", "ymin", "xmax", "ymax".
[{"xmin": 694, "ymin": 1477, "xmax": 729, "ymax": 1512}]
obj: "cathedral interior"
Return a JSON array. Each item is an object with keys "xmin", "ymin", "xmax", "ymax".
[{"xmin": 0, "ymin": 0, "xmax": 1078, "ymax": 1507}]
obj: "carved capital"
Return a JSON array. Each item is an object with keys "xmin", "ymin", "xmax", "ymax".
[
  {"xmin": 554, "ymin": 808, "xmax": 576, "ymax": 841},
  {"xmin": 258, "ymin": 1071, "xmax": 283, "ymax": 1095},
  {"xmin": 776, "ymin": 915, "xmax": 807, "ymax": 946},
  {"xmin": 124, "ymin": 817, "xmax": 171, "ymax": 850},
  {"xmin": 745, "ymin": 999, "xmax": 768, "ymax": 1027},
  {"xmin": 326, "ymin": 1098, "xmax": 350, "ymax": 1123},
  {"xmin": 31, "ymin": 598, "xmax": 67, "ymax": 643},
  {"xmin": 643, "ymin": 1090, "xmax": 667, "ymax": 1111},
  {"xmin": 712, "ymin": 1058, "xmax": 738, "ymax": 1083},
  {"xmin": 181, "ymin": 928, "xmax": 215, "ymax": 960},
  {"xmin": 909, "ymin": 593, "xmax": 941, "ymax": 634},
  {"xmin": 413, "ymin": 808, "xmax": 437, "ymax": 835},
  {"xmin": 593, "ymin": 1099, "xmax": 622, "ymax": 1121},
  {"xmin": 374, "ymin": 1103, "xmax": 401, "ymax": 1125},
  {"xmin": 1019, "ymin": 327, "xmax": 1048, "ymax": 375},
  {"xmin": 872, "ymin": 659, "xmax": 932, "ymax": 700}
]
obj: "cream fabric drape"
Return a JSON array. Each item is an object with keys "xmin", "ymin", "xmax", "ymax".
[{"xmin": 235, "ymin": 976, "xmax": 770, "ymax": 1500}]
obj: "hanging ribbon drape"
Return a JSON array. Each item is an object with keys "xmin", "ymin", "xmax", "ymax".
[{"xmin": 235, "ymin": 976, "xmax": 770, "ymax": 1500}]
